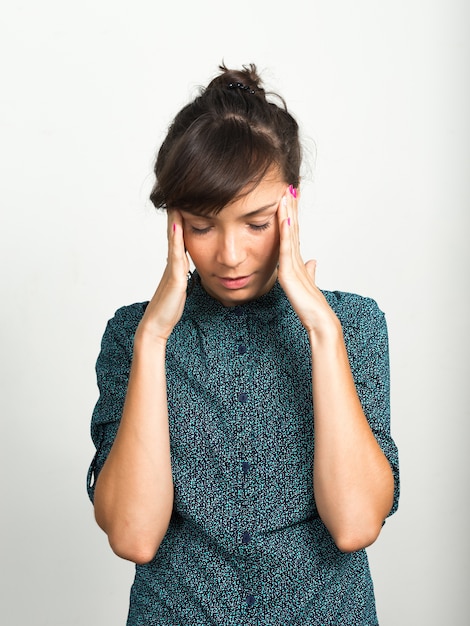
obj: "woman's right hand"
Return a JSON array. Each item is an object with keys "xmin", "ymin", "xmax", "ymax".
[{"xmin": 137, "ymin": 210, "xmax": 189, "ymax": 343}]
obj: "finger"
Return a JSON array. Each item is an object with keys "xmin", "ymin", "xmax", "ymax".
[
  {"xmin": 278, "ymin": 195, "xmax": 292, "ymax": 258},
  {"xmin": 172, "ymin": 210, "xmax": 184, "ymax": 236},
  {"xmin": 167, "ymin": 210, "xmax": 187, "ymax": 266},
  {"xmin": 287, "ymin": 185, "xmax": 301, "ymax": 244},
  {"xmin": 167, "ymin": 209, "xmax": 183, "ymax": 234},
  {"xmin": 277, "ymin": 191, "xmax": 289, "ymax": 226},
  {"xmin": 305, "ymin": 259, "xmax": 317, "ymax": 283},
  {"xmin": 173, "ymin": 211, "xmax": 189, "ymax": 270},
  {"xmin": 167, "ymin": 209, "xmax": 175, "ymax": 239}
]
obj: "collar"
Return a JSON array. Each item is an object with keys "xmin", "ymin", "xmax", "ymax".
[{"xmin": 182, "ymin": 271, "xmax": 290, "ymax": 325}]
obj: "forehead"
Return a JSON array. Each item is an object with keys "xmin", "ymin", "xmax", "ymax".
[
  {"xmin": 180, "ymin": 167, "xmax": 287, "ymax": 220},
  {"xmin": 226, "ymin": 170, "xmax": 286, "ymax": 213}
]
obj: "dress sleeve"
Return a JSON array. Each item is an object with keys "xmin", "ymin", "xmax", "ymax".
[
  {"xmin": 86, "ymin": 303, "xmax": 145, "ymax": 503},
  {"xmin": 340, "ymin": 294, "xmax": 400, "ymax": 517}
]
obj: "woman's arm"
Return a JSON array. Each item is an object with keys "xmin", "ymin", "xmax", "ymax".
[
  {"xmin": 93, "ymin": 211, "xmax": 189, "ymax": 564},
  {"xmin": 277, "ymin": 187, "xmax": 395, "ymax": 552},
  {"xmin": 308, "ymin": 320, "xmax": 395, "ymax": 552}
]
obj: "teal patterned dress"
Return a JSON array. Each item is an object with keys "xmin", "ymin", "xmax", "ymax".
[{"xmin": 88, "ymin": 273, "xmax": 399, "ymax": 625}]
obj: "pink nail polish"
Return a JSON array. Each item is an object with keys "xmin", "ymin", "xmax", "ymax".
[
  {"xmin": 288, "ymin": 217, "xmax": 291, "ymax": 226},
  {"xmin": 173, "ymin": 223, "xmax": 176, "ymax": 232},
  {"xmin": 289, "ymin": 185, "xmax": 297, "ymax": 199}
]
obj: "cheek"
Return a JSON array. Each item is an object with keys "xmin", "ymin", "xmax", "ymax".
[
  {"xmin": 183, "ymin": 234, "xmax": 209, "ymax": 267},
  {"xmin": 182, "ymin": 233, "xmax": 197, "ymax": 260}
]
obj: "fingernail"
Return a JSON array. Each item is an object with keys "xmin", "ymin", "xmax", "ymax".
[
  {"xmin": 173, "ymin": 223, "xmax": 176, "ymax": 232},
  {"xmin": 289, "ymin": 184, "xmax": 297, "ymax": 198},
  {"xmin": 288, "ymin": 217, "xmax": 291, "ymax": 226}
]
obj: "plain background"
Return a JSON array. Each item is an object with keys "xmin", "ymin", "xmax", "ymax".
[{"xmin": 1, "ymin": 1, "xmax": 468, "ymax": 624}]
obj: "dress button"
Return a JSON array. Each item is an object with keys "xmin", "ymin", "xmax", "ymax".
[
  {"xmin": 246, "ymin": 594, "xmax": 256, "ymax": 607},
  {"xmin": 234, "ymin": 307, "xmax": 244, "ymax": 317},
  {"xmin": 238, "ymin": 344, "xmax": 247, "ymax": 354},
  {"xmin": 242, "ymin": 531, "xmax": 251, "ymax": 545},
  {"xmin": 238, "ymin": 392, "xmax": 248, "ymax": 403},
  {"xmin": 241, "ymin": 461, "xmax": 251, "ymax": 474}
]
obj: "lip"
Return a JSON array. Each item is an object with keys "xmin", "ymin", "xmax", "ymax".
[{"xmin": 217, "ymin": 275, "xmax": 252, "ymax": 289}]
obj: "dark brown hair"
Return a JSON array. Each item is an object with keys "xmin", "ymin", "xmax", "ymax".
[{"xmin": 149, "ymin": 64, "xmax": 301, "ymax": 215}]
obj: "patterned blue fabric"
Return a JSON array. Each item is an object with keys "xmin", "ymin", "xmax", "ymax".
[{"xmin": 88, "ymin": 274, "xmax": 399, "ymax": 625}]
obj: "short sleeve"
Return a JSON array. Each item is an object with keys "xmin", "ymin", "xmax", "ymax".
[
  {"xmin": 87, "ymin": 303, "xmax": 147, "ymax": 503},
  {"xmin": 327, "ymin": 292, "xmax": 400, "ymax": 517}
]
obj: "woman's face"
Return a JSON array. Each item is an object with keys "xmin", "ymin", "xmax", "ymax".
[{"xmin": 181, "ymin": 170, "xmax": 287, "ymax": 307}]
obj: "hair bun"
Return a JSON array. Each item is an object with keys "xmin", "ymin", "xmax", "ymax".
[{"xmin": 150, "ymin": 61, "xmax": 300, "ymax": 215}]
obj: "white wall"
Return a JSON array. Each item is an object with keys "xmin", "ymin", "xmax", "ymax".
[{"xmin": 1, "ymin": 1, "xmax": 468, "ymax": 624}]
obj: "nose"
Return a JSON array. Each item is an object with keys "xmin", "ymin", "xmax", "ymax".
[{"xmin": 216, "ymin": 229, "xmax": 247, "ymax": 268}]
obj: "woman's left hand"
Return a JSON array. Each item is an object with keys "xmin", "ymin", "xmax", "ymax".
[
  {"xmin": 277, "ymin": 185, "xmax": 339, "ymax": 335},
  {"xmin": 278, "ymin": 187, "xmax": 395, "ymax": 551}
]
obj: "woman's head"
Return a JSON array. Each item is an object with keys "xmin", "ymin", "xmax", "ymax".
[{"xmin": 150, "ymin": 63, "xmax": 301, "ymax": 215}]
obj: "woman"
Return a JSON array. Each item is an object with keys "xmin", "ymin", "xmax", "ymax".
[{"xmin": 87, "ymin": 63, "xmax": 399, "ymax": 625}]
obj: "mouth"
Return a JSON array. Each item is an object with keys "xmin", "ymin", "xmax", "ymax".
[{"xmin": 217, "ymin": 275, "xmax": 252, "ymax": 289}]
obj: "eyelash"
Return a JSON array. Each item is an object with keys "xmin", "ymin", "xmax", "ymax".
[
  {"xmin": 249, "ymin": 222, "xmax": 271, "ymax": 232},
  {"xmin": 190, "ymin": 222, "xmax": 271, "ymax": 235},
  {"xmin": 190, "ymin": 226, "xmax": 211, "ymax": 235}
]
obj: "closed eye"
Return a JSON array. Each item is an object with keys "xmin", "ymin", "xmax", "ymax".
[
  {"xmin": 190, "ymin": 225, "xmax": 212, "ymax": 235},
  {"xmin": 188, "ymin": 222, "xmax": 272, "ymax": 234},
  {"xmin": 249, "ymin": 222, "xmax": 271, "ymax": 232}
]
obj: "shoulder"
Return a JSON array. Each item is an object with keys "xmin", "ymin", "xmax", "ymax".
[
  {"xmin": 109, "ymin": 301, "xmax": 149, "ymax": 329},
  {"xmin": 320, "ymin": 289, "xmax": 388, "ymax": 349},
  {"xmin": 321, "ymin": 289, "xmax": 385, "ymax": 325},
  {"xmin": 100, "ymin": 302, "xmax": 149, "ymax": 352}
]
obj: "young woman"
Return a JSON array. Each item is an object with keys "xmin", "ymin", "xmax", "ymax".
[{"xmin": 87, "ymin": 64, "xmax": 399, "ymax": 625}]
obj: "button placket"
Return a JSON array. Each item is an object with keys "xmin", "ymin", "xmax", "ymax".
[{"xmin": 229, "ymin": 307, "xmax": 260, "ymax": 616}]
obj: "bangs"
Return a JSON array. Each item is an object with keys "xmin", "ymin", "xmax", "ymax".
[{"xmin": 158, "ymin": 116, "xmax": 281, "ymax": 215}]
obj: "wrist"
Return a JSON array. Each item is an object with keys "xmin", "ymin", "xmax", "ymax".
[
  {"xmin": 134, "ymin": 324, "xmax": 169, "ymax": 352},
  {"xmin": 307, "ymin": 314, "xmax": 343, "ymax": 348}
]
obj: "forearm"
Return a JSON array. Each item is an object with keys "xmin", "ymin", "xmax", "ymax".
[
  {"xmin": 310, "ymin": 321, "xmax": 394, "ymax": 553},
  {"xmin": 94, "ymin": 330, "xmax": 174, "ymax": 564}
]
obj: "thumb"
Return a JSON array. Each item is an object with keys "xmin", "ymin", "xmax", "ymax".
[{"xmin": 305, "ymin": 259, "xmax": 317, "ymax": 283}]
